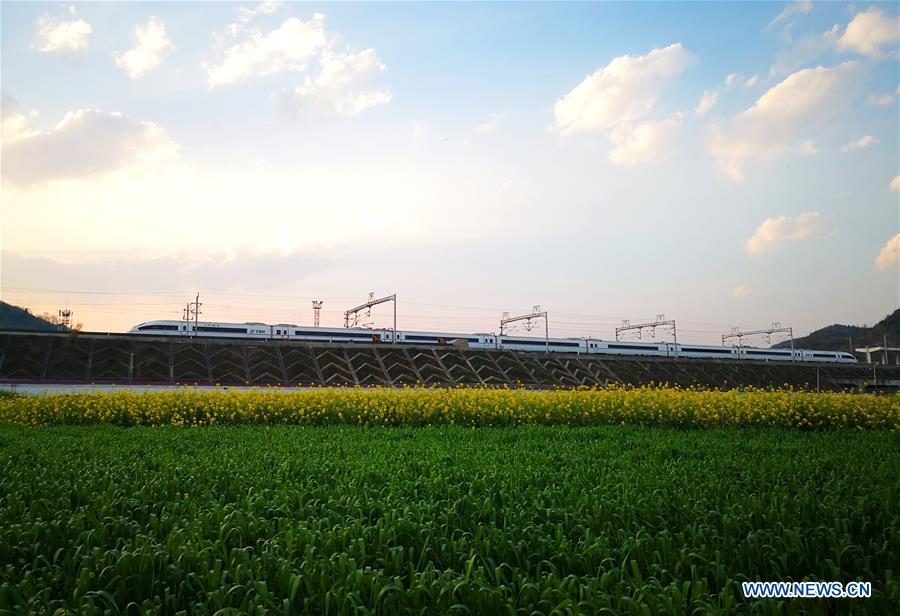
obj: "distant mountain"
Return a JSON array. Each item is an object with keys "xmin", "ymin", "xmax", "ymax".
[
  {"xmin": 772, "ymin": 308, "xmax": 900, "ymax": 352},
  {"xmin": 0, "ymin": 301, "xmax": 67, "ymax": 332}
]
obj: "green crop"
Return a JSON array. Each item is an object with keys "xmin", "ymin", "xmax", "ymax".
[{"xmin": 0, "ymin": 425, "xmax": 897, "ymax": 614}]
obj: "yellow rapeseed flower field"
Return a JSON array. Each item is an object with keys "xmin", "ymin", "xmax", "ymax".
[{"xmin": 1, "ymin": 385, "xmax": 897, "ymax": 430}]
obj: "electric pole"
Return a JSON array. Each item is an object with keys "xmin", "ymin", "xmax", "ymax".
[
  {"xmin": 189, "ymin": 293, "xmax": 202, "ymax": 333},
  {"xmin": 722, "ymin": 322, "xmax": 794, "ymax": 360},
  {"xmin": 182, "ymin": 303, "xmax": 191, "ymax": 334},
  {"xmin": 57, "ymin": 308, "xmax": 73, "ymax": 331},
  {"xmin": 312, "ymin": 300, "xmax": 322, "ymax": 327},
  {"xmin": 344, "ymin": 292, "xmax": 397, "ymax": 343},
  {"xmin": 500, "ymin": 305, "xmax": 549, "ymax": 352},
  {"xmin": 617, "ymin": 314, "xmax": 677, "ymax": 356}
]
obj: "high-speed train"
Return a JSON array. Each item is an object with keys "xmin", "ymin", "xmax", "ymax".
[{"xmin": 129, "ymin": 320, "xmax": 857, "ymax": 363}]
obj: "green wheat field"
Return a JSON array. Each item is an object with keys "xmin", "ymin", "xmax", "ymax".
[{"xmin": 0, "ymin": 423, "xmax": 897, "ymax": 614}]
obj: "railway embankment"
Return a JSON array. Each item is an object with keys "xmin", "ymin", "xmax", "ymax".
[{"xmin": 1, "ymin": 330, "xmax": 897, "ymax": 391}]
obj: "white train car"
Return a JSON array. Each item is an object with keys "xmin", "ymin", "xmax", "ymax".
[
  {"xmin": 675, "ymin": 344, "xmax": 740, "ymax": 360},
  {"xmin": 395, "ymin": 330, "xmax": 496, "ymax": 349},
  {"xmin": 674, "ymin": 345, "xmax": 855, "ymax": 363},
  {"xmin": 499, "ymin": 335, "xmax": 584, "ymax": 353},
  {"xmin": 737, "ymin": 347, "xmax": 799, "ymax": 362},
  {"xmin": 129, "ymin": 320, "xmax": 183, "ymax": 335},
  {"xmin": 587, "ymin": 340, "xmax": 669, "ymax": 357},
  {"xmin": 287, "ymin": 326, "xmax": 390, "ymax": 343},
  {"xmin": 799, "ymin": 349, "xmax": 857, "ymax": 364},
  {"xmin": 130, "ymin": 320, "xmax": 270, "ymax": 338}
]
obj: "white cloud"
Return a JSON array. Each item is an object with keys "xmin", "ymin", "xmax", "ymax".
[
  {"xmin": 840, "ymin": 135, "xmax": 879, "ymax": 152},
  {"xmin": 205, "ymin": 12, "xmax": 390, "ymax": 115},
  {"xmin": 837, "ymin": 7, "xmax": 900, "ymax": 57},
  {"xmin": 1, "ymin": 92, "xmax": 39, "ymax": 145},
  {"xmin": 293, "ymin": 49, "xmax": 391, "ymax": 115},
  {"xmin": 770, "ymin": 8, "xmax": 897, "ymax": 75},
  {"xmin": 745, "ymin": 212, "xmax": 830, "ymax": 254},
  {"xmin": 552, "ymin": 43, "xmax": 694, "ymax": 136},
  {"xmin": 767, "ymin": 1, "xmax": 813, "ymax": 31},
  {"xmin": 475, "ymin": 112, "xmax": 505, "ymax": 134},
  {"xmin": 551, "ymin": 44, "xmax": 693, "ymax": 166},
  {"xmin": 727, "ymin": 73, "xmax": 759, "ymax": 88},
  {"xmin": 214, "ymin": 2, "xmax": 283, "ymax": 45},
  {"xmin": 890, "ymin": 175, "xmax": 900, "ymax": 193},
  {"xmin": 732, "ymin": 285, "xmax": 751, "ymax": 297},
  {"xmin": 769, "ymin": 26, "xmax": 840, "ymax": 76},
  {"xmin": 238, "ymin": 1, "xmax": 282, "ymax": 23},
  {"xmin": 874, "ymin": 234, "xmax": 899, "ymax": 271},
  {"xmin": 867, "ymin": 92, "xmax": 896, "ymax": 107},
  {"xmin": 608, "ymin": 114, "xmax": 683, "ymax": 166},
  {"xmin": 115, "ymin": 17, "xmax": 174, "ymax": 79},
  {"xmin": 0, "ymin": 111, "xmax": 35, "ymax": 146},
  {"xmin": 1, "ymin": 108, "xmax": 178, "ymax": 187},
  {"xmin": 708, "ymin": 61, "xmax": 862, "ymax": 182},
  {"xmin": 725, "ymin": 73, "xmax": 744, "ymax": 89},
  {"xmin": 695, "ymin": 89, "xmax": 718, "ymax": 116},
  {"xmin": 206, "ymin": 15, "xmax": 329, "ymax": 87},
  {"xmin": 35, "ymin": 14, "xmax": 91, "ymax": 53},
  {"xmin": 799, "ymin": 139, "xmax": 818, "ymax": 155},
  {"xmin": 213, "ymin": 23, "xmax": 246, "ymax": 46}
]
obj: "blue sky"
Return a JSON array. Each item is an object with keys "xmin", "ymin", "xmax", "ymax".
[{"xmin": 1, "ymin": 1, "xmax": 898, "ymax": 342}]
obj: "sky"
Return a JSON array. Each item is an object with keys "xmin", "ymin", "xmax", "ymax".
[{"xmin": 1, "ymin": 1, "xmax": 898, "ymax": 344}]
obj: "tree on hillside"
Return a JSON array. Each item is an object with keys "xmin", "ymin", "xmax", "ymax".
[{"xmin": 39, "ymin": 313, "xmax": 62, "ymax": 326}]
